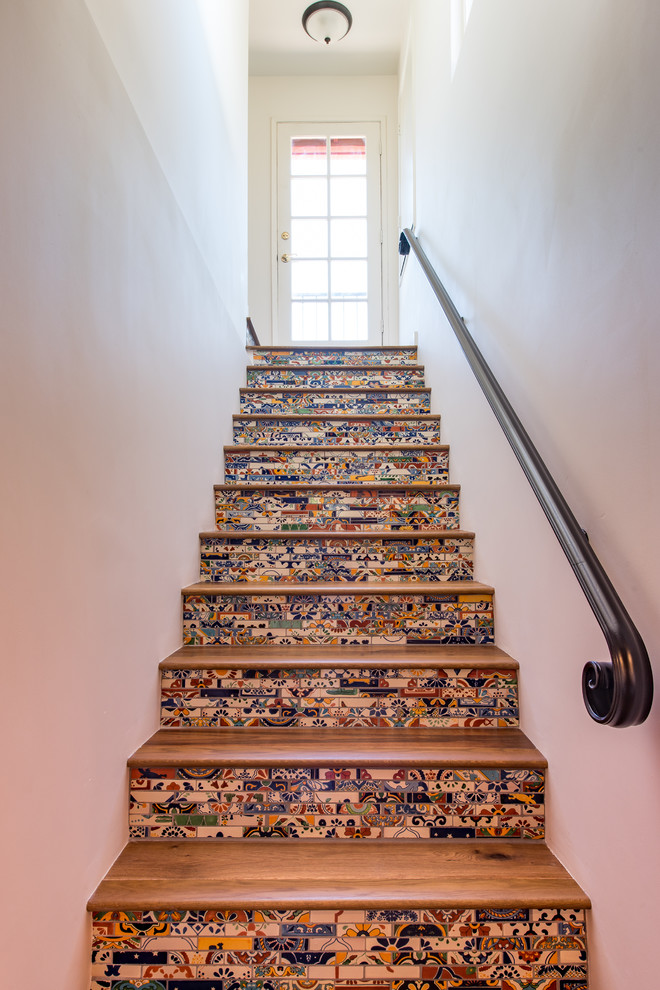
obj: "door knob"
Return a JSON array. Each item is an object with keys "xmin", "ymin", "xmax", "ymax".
[{"xmin": 281, "ymin": 253, "xmax": 295, "ymax": 263}]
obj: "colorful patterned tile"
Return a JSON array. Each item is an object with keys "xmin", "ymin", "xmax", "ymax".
[
  {"xmin": 232, "ymin": 417, "xmax": 443, "ymax": 446},
  {"xmin": 182, "ymin": 590, "xmax": 494, "ymax": 648},
  {"xmin": 224, "ymin": 447, "xmax": 450, "ymax": 485},
  {"xmin": 161, "ymin": 666, "xmax": 516, "ymax": 728},
  {"xmin": 250, "ymin": 348, "xmax": 419, "ymax": 366},
  {"xmin": 91, "ymin": 907, "xmax": 587, "ymax": 987},
  {"xmin": 215, "ymin": 487, "xmax": 460, "ymax": 532},
  {"xmin": 246, "ymin": 367, "xmax": 426, "ymax": 389},
  {"xmin": 199, "ymin": 534, "xmax": 474, "ymax": 583},
  {"xmin": 129, "ymin": 766, "xmax": 544, "ymax": 840},
  {"xmin": 240, "ymin": 390, "xmax": 432, "ymax": 415}
]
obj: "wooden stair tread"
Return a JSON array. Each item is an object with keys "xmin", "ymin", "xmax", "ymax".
[
  {"xmin": 183, "ymin": 580, "xmax": 494, "ymax": 596},
  {"xmin": 247, "ymin": 364, "xmax": 425, "ymax": 372},
  {"xmin": 88, "ymin": 839, "xmax": 589, "ymax": 910},
  {"xmin": 247, "ymin": 346, "xmax": 417, "ymax": 352},
  {"xmin": 215, "ymin": 482, "xmax": 460, "ymax": 491},
  {"xmin": 130, "ymin": 727, "xmax": 545, "ymax": 768},
  {"xmin": 201, "ymin": 528, "xmax": 475, "ymax": 540},
  {"xmin": 240, "ymin": 387, "xmax": 430, "ymax": 394},
  {"xmin": 233, "ymin": 414, "xmax": 441, "ymax": 421},
  {"xmin": 225, "ymin": 443, "xmax": 449, "ymax": 452},
  {"xmin": 161, "ymin": 643, "xmax": 517, "ymax": 669}
]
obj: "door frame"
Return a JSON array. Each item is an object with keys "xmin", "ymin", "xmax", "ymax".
[{"xmin": 269, "ymin": 115, "xmax": 392, "ymax": 347}]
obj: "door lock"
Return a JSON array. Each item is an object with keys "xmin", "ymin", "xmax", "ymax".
[{"xmin": 281, "ymin": 231, "xmax": 290, "ymax": 240}]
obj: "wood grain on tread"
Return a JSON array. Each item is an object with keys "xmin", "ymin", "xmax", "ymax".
[
  {"xmin": 214, "ymin": 483, "xmax": 460, "ymax": 492},
  {"xmin": 225, "ymin": 443, "xmax": 448, "ymax": 452},
  {"xmin": 129, "ymin": 728, "xmax": 545, "ymax": 769},
  {"xmin": 182, "ymin": 580, "xmax": 494, "ymax": 596},
  {"xmin": 164, "ymin": 644, "xmax": 512, "ymax": 664},
  {"xmin": 201, "ymin": 529, "xmax": 475, "ymax": 541},
  {"xmin": 232, "ymin": 414, "xmax": 441, "ymax": 422},
  {"xmin": 247, "ymin": 346, "xmax": 417, "ymax": 353},
  {"xmin": 246, "ymin": 364, "xmax": 425, "ymax": 372},
  {"xmin": 160, "ymin": 643, "xmax": 517, "ymax": 669},
  {"xmin": 88, "ymin": 839, "xmax": 589, "ymax": 911}
]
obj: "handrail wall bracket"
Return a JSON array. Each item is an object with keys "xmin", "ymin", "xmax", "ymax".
[{"xmin": 401, "ymin": 227, "xmax": 653, "ymax": 727}]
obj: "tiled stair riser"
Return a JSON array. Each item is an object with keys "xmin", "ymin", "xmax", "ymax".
[
  {"xmin": 215, "ymin": 487, "xmax": 460, "ymax": 532},
  {"xmin": 224, "ymin": 448, "xmax": 449, "ymax": 485},
  {"xmin": 251, "ymin": 346, "xmax": 419, "ymax": 365},
  {"xmin": 247, "ymin": 367, "xmax": 425, "ymax": 389},
  {"xmin": 232, "ymin": 418, "xmax": 442, "ymax": 446},
  {"xmin": 199, "ymin": 535, "xmax": 474, "ymax": 583},
  {"xmin": 91, "ymin": 907, "xmax": 588, "ymax": 989},
  {"xmin": 161, "ymin": 666, "xmax": 517, "ymax": 728},
  {"xmin": 240, "ymin": 390, "xmax": 432, "ymax": 415},
  {"xmin": 183, "ymin": 592, "xmax": 494, "ymax": 648},
  {"xmin": 130, "ymin": 765, "xmax": 544, "ymax": 840}
]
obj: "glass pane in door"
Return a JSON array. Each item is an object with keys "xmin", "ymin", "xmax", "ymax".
[
  {"xmin": 331, "ymin": 218, "xmax": 368, "ymax": 258},
  {"xmin": 291, "ymin": 219, "xmax": 328, "ymax": 258},
  {"xmin": 291, "ymin": 178, "xmax": 328, "ymax": 217},
  {"xmin": 291, "ymin": 137, "xmax": 327, "ymax": 175},
  {"xmin": 330, "ymin": 136, "xmax": 367, "ymax": 174}
]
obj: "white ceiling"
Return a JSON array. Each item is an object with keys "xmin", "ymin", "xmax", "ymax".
[{"xmin": 249, "ymin": 0, "xmax": 412, "ymax": 76}]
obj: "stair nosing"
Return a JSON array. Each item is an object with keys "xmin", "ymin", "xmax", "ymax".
[
  {"xmin": 200, "ymin": 528, "xmax": 475, "ymax": 540},
  {"xmin": 160, "ymin": 643, "xmax": 518, "ymax": 669},
  {"xmin": 214, "ymin": 482, "xmax": 460, "ymax": 491},
  {"xmin": 224, "ymin": 443, "xmax": 450, "ymax": 452},
  {"xmin": 182, "ymin": 580, "xmax": 494, "ymax": 596},
  {"xmin": 232, "ymin": 414, "xmax": 441, "ymax": 421},
  {"xmin": 247, "ymin": 345, "xmax": 418, "ymax": 352},
  {"xmin": 129, "ymin": 727, "xmax": 546, "ymax": 769},
  {"xmin": 87, "ymin": 839, "xmax": 591, "ymax": 912},
  {"xmin": 247, "ymin": 364, "xmax": 425, "ymax": 372},
  {"xmin": 240, "ymin": 386, "xmax": 431, "ymax": 394}
]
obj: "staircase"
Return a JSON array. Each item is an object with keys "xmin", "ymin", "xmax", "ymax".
[{"xmin": 89, "ymin": 345, "xmax": 590, "ymax": 990}]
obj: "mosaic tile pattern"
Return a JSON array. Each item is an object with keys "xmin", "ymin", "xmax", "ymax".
[
  {"xmin": 130, "ymin": 766, "xmax": 544, "ymax": 840},
  {"xmin": 224, "ymin": 448, "xmax": 449, "ymax": 485},
  {"xmin": 240, "ymin": 390, "xmax": 432, "ymax": 415},
  {"xmin": 92, "ymin": 906, "xmax": 588, "ymax": 989},
  {"xmin": 251, "ymin": 346, "xmax": 419, "ymax": 365},
  {"xmin": 247, "ymin": 367, "xmax": 426, "ymax": 390},
  {"xmin": 182, "ymin": 592, "xmax": 494, "ymax": 648},
  {"xmin": 199, "ymin": 535, "xmax": 474, "ymax": 583},
  {"xmin": 232, "ymin": 418, "xmax": 442, "ymax": 447},
  {"xmin": 215, "ymin": 487, "xmax": 460, "ymax": 532},
  {"xmin": 161, "ymin": 666, "xmax": 518, "ymax": 728}
]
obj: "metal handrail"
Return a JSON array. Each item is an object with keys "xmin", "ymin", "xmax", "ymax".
[{"xmin": 402, "ymin": 227, "xmax": 653, "ymax": 726}]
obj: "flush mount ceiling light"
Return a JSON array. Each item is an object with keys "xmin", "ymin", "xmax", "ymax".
[{"xmin": 302, "ymin": 2, "xmax": 353, "ymax": 46}]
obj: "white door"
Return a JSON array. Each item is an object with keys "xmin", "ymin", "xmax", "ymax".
[{"xmin": 276, "ymin": 121, "xmax": 383, "ymax": 345}]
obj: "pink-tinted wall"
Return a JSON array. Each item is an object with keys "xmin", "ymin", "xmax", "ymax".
[
  {"xmin": 0, "ymin": 2, "xmax": 248, "ymax": 986},
  {"xmin": 399, "ymin": 1, "xmax": 660, "ymax": 985}
]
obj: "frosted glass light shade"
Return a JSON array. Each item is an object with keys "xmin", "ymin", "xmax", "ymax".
[{"xmin": 302, "ymin": 2, "xmax": 352, "ymax": 45}]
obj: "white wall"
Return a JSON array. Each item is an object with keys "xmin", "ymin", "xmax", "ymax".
[
  {"xmin": 399, "ymin": 1, "xmax": 660, "ymax": 986},
  {"xmin": 248, "ymin": 75, "xmax": 399, "ymax": 343},
  {"xmin": 0, "ymin": 2, "xmax": 247, "ymax": 987}
]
